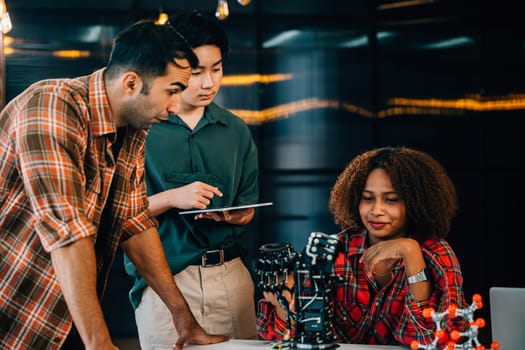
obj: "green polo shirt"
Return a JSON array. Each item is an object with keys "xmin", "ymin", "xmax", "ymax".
[{"xmin": 124, "ymin": 102, "xmax": 259, "ymax": 309}]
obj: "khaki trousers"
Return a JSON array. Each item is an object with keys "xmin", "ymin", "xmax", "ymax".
[{"xmin": 135, "ymin": 257, "xmax": 257, "ymax": 350}]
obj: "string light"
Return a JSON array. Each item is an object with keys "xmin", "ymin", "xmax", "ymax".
[
  {"xmin": 156, "ymin": 12, "xmax": 169, "ymax": 25},
  {"xmin": 215, "ymin": 0, "xmax": 230, "ymax": 20},
  {"xmin": 0, "ymin": 0, "xmax": 12, "ymax": 34},
  {"xmin": 215, "ymin": 0, "xmax": 252, "ymax": 20}
]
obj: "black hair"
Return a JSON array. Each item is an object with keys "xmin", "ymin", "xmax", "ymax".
[
  {"xmin": 105, "ymin": 19, "xmax": 198, "ymax": 83},
  {"xmin": 169, "ymin": 10, "xmax": 230, "ymax": 61}
]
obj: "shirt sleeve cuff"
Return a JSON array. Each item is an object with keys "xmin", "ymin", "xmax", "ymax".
[{"xmin": 121, "ymin": 209, "xmax": 158, "ymax": 240}]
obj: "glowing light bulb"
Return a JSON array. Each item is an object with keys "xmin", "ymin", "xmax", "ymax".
[
  {"xmin": 156, "ymin": 12, "xmax": 169, "ymax": 25},
  {"xmin": 0, "ymin": 12, "xmax": 11, "ymax": 34},
  {"xmin": 215, "ymin": 0, "xmax": 229, "ymax": 20},
  {"xmin": 237, "ymin": 0, "xmax": 252, "ymax": 5},
  {"xmin": 0, "ymin": 0, "xmax": 12, "ymax": 34}
]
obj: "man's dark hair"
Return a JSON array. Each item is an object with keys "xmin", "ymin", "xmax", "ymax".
[
  {"xmin": 169, "ymin": 10, "xmax": 230, "ymax": 61},
  {"xmin": 105, "ymin": 19, "xmax": 198, "ymax": 83}
]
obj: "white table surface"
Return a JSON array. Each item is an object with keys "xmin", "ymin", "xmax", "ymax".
[{"xmin": 183, "ymin": 339, "xmax": 407, "ymax": 349}]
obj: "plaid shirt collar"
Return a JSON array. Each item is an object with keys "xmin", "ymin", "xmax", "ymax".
[{"xmin": 88, "ymin": 68, "xmax": 117, "ymax": 137}]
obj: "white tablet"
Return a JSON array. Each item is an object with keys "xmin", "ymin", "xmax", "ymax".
[{"xmin": 179, "ymin": 202, "xmax": 273, "ymax": 215}]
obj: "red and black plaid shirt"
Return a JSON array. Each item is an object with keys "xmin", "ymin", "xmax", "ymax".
[
  {"xmin": 0, "ymin": 69, "xmax": 157, "ymax": 349},
  {"xmin": 256, "ymin": 227, "xmax": 466, "ymax": 345}
]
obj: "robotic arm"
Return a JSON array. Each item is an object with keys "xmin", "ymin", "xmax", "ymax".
[{"xmin": 256, "ymin": 232, "xmax": 341, "ymax": 349}]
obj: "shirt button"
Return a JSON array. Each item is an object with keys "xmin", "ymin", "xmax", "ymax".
[{"xmin": 53, "ymin": 337, "xmax": 60, "ymax": 342}]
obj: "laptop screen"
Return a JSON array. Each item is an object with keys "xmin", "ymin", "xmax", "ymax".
[{"xmin": 489, "ymin": 286, "xmax": 525, "ymax": 350}]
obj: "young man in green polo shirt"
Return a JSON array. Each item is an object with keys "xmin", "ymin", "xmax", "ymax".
[{"xmin": 124, "ymin": 10, "xmax": 259, "ymax": 349}]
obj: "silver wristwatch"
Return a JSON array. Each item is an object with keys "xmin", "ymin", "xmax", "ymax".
[{"xmin": 407, "ymin": 267, "xmax": 430, "ymax": 284}]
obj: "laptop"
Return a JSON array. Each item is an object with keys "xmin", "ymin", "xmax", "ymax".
[{"xmin": 489, "ymin": 287, "xmax": 525, "ymax": 350}]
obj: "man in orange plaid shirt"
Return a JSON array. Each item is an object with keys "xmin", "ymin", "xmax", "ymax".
[{"xmin": 0, "ymin": 19, "xmax": 227, "ymax": 350}]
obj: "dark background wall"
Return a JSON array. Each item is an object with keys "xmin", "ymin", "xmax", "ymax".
[{"xmin": 2, "ymin": 0, "xmax": 524, "ymax": 344}]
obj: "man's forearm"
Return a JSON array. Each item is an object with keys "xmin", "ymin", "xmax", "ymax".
[
  {"xmin": 148, "ymin": 190, "xmax": 174, "ymax": 217},
  {"xmin": 121, "ymin": 227, "xmax": 192, "ymax": 315},
  {"xmin": 50, "ymin": 237, "xmax": 114, "ymax": 349}
]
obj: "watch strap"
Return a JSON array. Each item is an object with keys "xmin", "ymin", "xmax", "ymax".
[{"xmin": 407, "ymin": 267, "xmax": 430, "ymax": 284}]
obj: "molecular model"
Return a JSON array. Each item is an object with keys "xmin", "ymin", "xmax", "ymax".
[{"xmin": 411, "ymin": 294, "xmax": 500, "ymax": 350}]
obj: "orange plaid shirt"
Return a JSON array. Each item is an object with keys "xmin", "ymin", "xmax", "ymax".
[{"xmin": 0, "ymin": 69, "xmax": 157, "ymax": 349}]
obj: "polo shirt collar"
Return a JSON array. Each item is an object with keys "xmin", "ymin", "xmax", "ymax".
[
  {"xmin": 203, "ymin": 102, "xmax": 229, "ymax": 126},
  {"xmin": 166, "ymin": 102, "xmax": 229, "ymax": 128}
]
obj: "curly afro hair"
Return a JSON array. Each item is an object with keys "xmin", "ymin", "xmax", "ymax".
[{"xmin": 329, "ymin": 146, "xmax": 457, "ymax": 240}]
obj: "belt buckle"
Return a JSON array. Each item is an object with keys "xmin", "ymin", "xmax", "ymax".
[{"xmin": 201, "ymin": 249, "xmax": 224, "ymax": 267}]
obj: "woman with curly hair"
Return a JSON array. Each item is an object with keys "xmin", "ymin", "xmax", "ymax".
[{"xmin": 256, "ymin": 146, "xmax": 466, "ymax": 346}]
